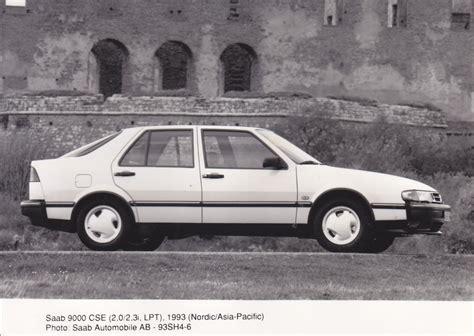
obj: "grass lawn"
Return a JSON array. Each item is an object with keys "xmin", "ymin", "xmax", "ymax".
[{"xmin": 0, "ymin": 252, "xmax": 472, "ymax": 300}]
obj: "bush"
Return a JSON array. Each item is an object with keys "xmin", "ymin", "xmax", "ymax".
[
  {"xmin": 0, "ymin": 193, "xmax": 25, "ymax": 250},
  {"xmin": 275, "ymin": 113, "xmax": 474, "ymax": 176},
  {"xmin": 0, "ymin": 192, "xmax": 85, "ymax": 251},
  {"xmin": 0, "ymin": 132, "xmax": 51, "ymax": 200}
]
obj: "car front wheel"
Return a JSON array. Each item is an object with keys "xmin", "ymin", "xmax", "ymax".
[
  {"xmin": 313, "ymin": 198, "xmax": 372, "ymax": 253},
  {"xmin": 76, "ymin": 199, "xmax": 130, "ymax": 251}
]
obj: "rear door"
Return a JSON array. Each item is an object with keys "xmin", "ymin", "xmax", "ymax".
[
  {"xmin": 199, "ymin": 128, "xmax": 298, "ymax": 224},
  {"xmin": 112, "ymin": 128, "xmax": 201, "ymax": 224}
]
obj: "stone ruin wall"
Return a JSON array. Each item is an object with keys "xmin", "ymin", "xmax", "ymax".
[{"xmin": 1, "ymin": 0, "xmax": 474, "ymax": 122}]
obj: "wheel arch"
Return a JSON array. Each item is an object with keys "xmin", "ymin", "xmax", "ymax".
[
  {"xmin": 71, "ymin": 191, "xmax": 136, "ymax": 226},
  {"xmin": 308, "ymin": 188, "xmax": 375, "ymax": 225}
]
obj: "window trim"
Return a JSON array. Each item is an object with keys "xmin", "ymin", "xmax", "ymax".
[
  {"xmin": 201, "ymin": 129, "xmax": 288, "ymax": 170},
  {"xmin": 119, "ymin": 129, "xmax": 195, "ymax": 168}
]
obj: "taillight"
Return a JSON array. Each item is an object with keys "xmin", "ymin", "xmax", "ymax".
[{"xmin": 30, "ymin": 167, "xmax": 40, "ymax": 182}]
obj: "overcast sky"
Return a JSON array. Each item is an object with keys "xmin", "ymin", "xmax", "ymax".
[{"xmin": 6, "ymin": 0, "xmax": 26, "ymax": 6}]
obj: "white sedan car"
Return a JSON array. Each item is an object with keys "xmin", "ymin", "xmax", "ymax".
[{"xmin": 21, "ymin": 125, "xmax": 450, "ymax": 252}]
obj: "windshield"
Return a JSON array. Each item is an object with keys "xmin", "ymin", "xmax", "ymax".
[
  {"xmin": 62, "ymin": 131, "xmax": 122, "ymax": 158},
  {"xmin": 257, "ymin": 129, "xmax": 320, "ymax": 165}
]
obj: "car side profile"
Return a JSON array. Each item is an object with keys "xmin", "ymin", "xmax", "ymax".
[{"xmin": 21, "ymin": 125, "xmax": 451, "ymax": 252}]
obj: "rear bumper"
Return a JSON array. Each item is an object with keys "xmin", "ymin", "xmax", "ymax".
[
  {"xmin": 20, "ymin": 200, "xmax": 47, "ymax": 220},
  {"xmin": 374, "ymin": 203, "xmax": 451, "ymax": 235},
  {"xmin": 21, "ymin": 200, "xmax": 75, "ymax": 232}
]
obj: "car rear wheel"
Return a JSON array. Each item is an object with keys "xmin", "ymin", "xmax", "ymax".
[
  {"xmin": 76, "ymin": 199, "xmax": 130, "ymax": 251},
  {"xmin": 313, "ymin": 198, "xmax": 372, "ymax": 253}
]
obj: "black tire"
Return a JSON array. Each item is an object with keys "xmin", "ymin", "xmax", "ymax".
[
  {"xmin": 364, "ymin": 234, "xmax": 395, "ymax": 253},
  {"xmin": 313, "ymin": 197, "xmax": 372, "ymax": 253},
  {"xmin": 123, "ymin": 234, "xmax": 165, "ymax": 251},
  {"xmin": 76, "ymin": 198, "xmax": 131, "ymax": 251}
]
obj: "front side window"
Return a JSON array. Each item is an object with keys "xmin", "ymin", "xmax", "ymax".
[
  {"xmin": 202, "ymin": 130, "xmax": 278, "ymax": 169},
  {"xmin": 121, "ymin": 130, "xmax": 193, "ymax": 167},
  {"xmin": 257, "ymin": 129, "xmax": 320, "ymax": 165}
]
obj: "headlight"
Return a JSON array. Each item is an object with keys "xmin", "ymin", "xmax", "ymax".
[
  {"xmin": 30, "ymin": 167, "xmax": 40, "ymax": 182},
  {"xmin": 401, "ymin": 190, "xmax": 433, "ymax": 203}
]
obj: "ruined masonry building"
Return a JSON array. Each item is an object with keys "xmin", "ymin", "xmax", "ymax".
[{"xmin": 1, "ymin": 0, "xmax": 474, "ymax": 149}]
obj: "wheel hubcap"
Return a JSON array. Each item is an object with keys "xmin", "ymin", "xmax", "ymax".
[
  {"xmin": 322, "ymin": 206, "xmax": 361, "ymax": 245},
  {"xmin": 84, "ymin": 206, "xmax": 122, "ymax": 244}
]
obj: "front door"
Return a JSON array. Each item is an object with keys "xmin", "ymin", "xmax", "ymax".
[
  {"xmin": 112, "ymin": 128, "xmax": 201, "ymax": 224},
  {"xmin": 199, "ymin": 129, "xmax": 298, "ymax": 224}
]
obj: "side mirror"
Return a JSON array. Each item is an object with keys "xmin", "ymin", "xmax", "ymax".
[{"xmin": 263, "ymin": 157, "xmax": 287, "ymax": 170}]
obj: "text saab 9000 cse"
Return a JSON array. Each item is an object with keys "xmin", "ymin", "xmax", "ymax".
[{"xmin": 21, "ymin": 126, "xmax": 451, "ymax": 252}]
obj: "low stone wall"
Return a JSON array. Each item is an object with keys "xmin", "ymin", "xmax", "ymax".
[
  {"xmin": 0, "ymin": 95, "xmax": 449, "ymax": 157},
  {"xmin": 1, "ymin": 95, "xmax": 447, "ymax": 127}
]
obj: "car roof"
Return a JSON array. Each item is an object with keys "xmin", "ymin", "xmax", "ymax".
[{"xmin": 123, "ymin": 125, "xmax": 266, "ymax": 132}]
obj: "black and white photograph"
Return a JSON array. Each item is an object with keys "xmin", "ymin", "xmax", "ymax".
[{"xmin": 0, "ymin": 0, "xmax": 473, "ymax": 334}]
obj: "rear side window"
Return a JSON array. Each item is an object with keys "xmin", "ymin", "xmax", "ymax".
[
  {"xmin": 120, "ymin": 132, "xmax": 149, "ymax": 166},
  {"xmin": 120, "ymin": 130, "xmax": 194, "ymax": 167}
]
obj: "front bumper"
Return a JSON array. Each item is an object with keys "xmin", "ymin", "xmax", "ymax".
[
  {"xmin": 407, "ymin": 203, "xmax": 451, "ymax": 229},
  {"xmin": 375, "ymin": 202, "xmax": 451, "ymax": 235}
]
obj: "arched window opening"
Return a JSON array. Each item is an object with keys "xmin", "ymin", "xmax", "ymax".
[
  {"xmin": 156, "ymin": 41, "xmax": 192, "ymax": 90},
  {"xmin": 220, "ymin": 43, "xmax": 256, "ymax": 93},
  {"xmin": 91, "ymin": 39, "xmax": 128, "ymax": 98}
]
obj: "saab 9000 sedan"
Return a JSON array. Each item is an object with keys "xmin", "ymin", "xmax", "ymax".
[{"xmin": 21, "ymin": 125, "xmax": 450, "ymax": 252}]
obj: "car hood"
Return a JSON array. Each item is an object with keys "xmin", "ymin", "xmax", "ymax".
[{"xmin": 297, "ymin": 165, "xmax": 436, "ymax": 204}]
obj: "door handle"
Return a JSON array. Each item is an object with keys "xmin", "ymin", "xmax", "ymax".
[
  {"xmin": 114, "ymin": 171, "xmax": 136, "ymax": 177},
  {"xmin": 202, "ymin": 173, "xmax": 225, "ymax": 179}
]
